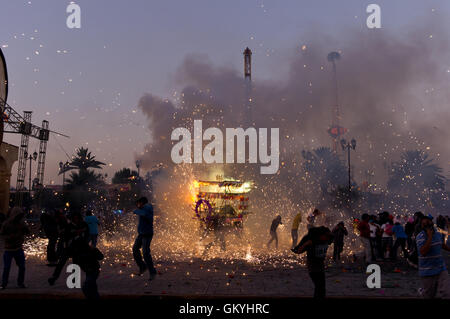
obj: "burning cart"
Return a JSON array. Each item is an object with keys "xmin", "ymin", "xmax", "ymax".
[{"xmin": 192, "ymin": 178, "xmax": 253, "ymax": 231}]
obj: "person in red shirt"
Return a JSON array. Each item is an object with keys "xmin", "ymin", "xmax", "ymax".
[{"xmin": 358, "ymin": 213, "xmax": 371, "ymax": 263}]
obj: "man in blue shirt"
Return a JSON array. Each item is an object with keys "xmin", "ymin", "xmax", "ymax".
[
  {"xmin": 133, "ymin": 196, "xmax": 157, "ymax": 280},
  {"xmin": 391, "ymin": 221, "xmax": 408, "ymax": 260},
  {"xmin": 416, "ymin": 216, "xmax": 450, "ymax": 298},
  {"xmin": 84, "ymin": 210, "xmax": 100, "ymax": 248}
]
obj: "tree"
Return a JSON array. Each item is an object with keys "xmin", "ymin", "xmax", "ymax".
[
  {"xmin": 111, "ymin": 168, "xmax": 143, "ymax": 209},
  {"xmin": 388, "ymin": 150, "xmax": 445, "ymax": 194},
  {"xmin": 62, "ymin": 147, "xmax": 106, "ymax": 211},
  {"xmin": 112, "ymin": 168, "xmax": 139, "ymax": 184},
  {"xmin": 66, "ymin": 169, "xmax": 104, "ymax": 188},
  {"xmin": 387, "ymin": 150, "xmax": 447, "ymax": 211},
  {"xmin": 301, "ymin": 147, "xmax": 348, "ymax": 195},
  {"xmin": 60, "ymin": 147, "xmax": 105, "ymax": 175}
]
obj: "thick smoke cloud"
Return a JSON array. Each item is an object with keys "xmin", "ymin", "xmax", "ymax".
[{"xmin": 134, "ymin": 19, "xmax": 450, "ymax": 251}]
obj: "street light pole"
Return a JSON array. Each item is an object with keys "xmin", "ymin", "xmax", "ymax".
[
  {"xmin": 59, "ymin": 161, "xmax": 69, "ymax": 191},
  {"xmin": 136, "ymin": 160, "xmax": 142, "ymax": 178},
  {"xmin": 340, "ymin": 138, "xmax": 356, "ymax": 192},
  {"xmin": 25, "ymin": 150, "xmax": 38, "ymax": 197}
]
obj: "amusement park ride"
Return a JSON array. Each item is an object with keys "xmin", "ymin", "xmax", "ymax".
[{"xmin": 0, "ymin": 47, "xmax": 68, "ymax": 206}]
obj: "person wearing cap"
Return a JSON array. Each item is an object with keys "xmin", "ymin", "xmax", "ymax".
[{"xmin": 416, "ymin": 215, "xmax": 450, "ymax": 298}]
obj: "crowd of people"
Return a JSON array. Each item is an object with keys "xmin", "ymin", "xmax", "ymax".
[
  {"xmin": 0, "ymin": 199, "xmax": 449, "ymax": 300},
  {"xmin": 0, "ymin": 196, "xmax": 156, "ymax": 299},
  {"xmin": 357, "ymin": 211, "xmax": 450, "ymax": 266},
  {"xmin": 269, "ymin": 208, "xmax": 449, "ymax": 299}
]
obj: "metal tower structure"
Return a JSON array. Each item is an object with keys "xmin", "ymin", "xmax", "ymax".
[
  {"xmin": 327, "ymin": 51, "xmax": 347, "ymax": 152},
  {"xmin": 2, "ymin": 103, "xmax": 67, "ymax": 206},
  {"xmin": 1, "ymin": 46, "xmax": 68, "ymax": 207},
  {"xmin": 243, "ymin": 47, "xmax": 252, "ymax": 125},
  {"xmin": 36, "ymin": 120, "xmax": 50, "ymax": 187},
  {"xmin": 15, "ymin": 111, "xmax": 32, "ymax": 206}
]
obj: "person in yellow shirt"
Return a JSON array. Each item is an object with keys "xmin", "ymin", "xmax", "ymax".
[{"xmin": 292, "ymin": 212, "xmax": 302, "ymax": 248}]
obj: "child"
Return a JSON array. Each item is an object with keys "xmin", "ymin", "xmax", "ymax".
[
  {"xmin": 332, "ymin": 222, "xmax": 348, "ymax": 261},
  {"xmin": 292, "ymin": 226, "xmax": 333, "ymax": 299}
]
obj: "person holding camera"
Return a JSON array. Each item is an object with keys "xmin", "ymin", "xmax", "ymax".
[{"xmin": 416, "ymin": 215, "xmax": 450, "ymax": 298}]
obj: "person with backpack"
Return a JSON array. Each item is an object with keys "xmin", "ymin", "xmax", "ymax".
[{"xmin": 133, "ymin": 196, "xmax": 157, "ymax": 281}]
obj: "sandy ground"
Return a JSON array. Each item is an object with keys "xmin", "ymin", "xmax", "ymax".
[{"xmin": 1, "ymin": 242, "xmax": 448, "ymax": 299}]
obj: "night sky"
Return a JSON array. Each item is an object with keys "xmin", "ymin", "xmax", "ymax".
[{"xmin": 1, "ymin": 0, "xmax": 449, "ymax": 185}]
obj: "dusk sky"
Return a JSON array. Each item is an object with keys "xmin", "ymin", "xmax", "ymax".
[{"xmin": 1, "ymin": 0, "xmax": 449, "ymax": 185}]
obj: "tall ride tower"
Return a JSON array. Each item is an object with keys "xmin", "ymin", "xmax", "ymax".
[
  {"xmin": 327, "ymin": 51, "xmax": 347, "ymax": 152},
  {"xmin": 243, "ymin": 47, "xmax": 252, "ymax": 125}
]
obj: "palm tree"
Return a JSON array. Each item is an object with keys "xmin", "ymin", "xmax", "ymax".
[
  {"xmin": 62, "ymin": 148, "xmax": 106, "ymax": 210},
  {"xmin": 112, "ymin": 168, "xmax": 139, "ymax": 184},
  {"xmin": 302, "ymin": 147, "xmax": 347, "ymax": 195},
  {"xmin": 387, "ymin": 150, "xmax": 446, "ymax": 195},
  {"xmin": 66, "ymin": 169, "xmax": 104, "ymax": 188},
  {"xmin": 69, "ymin": 147, "xmax": 105, "ymax": 171},
  {"xmin": 62, "ymin": 147, "xmax": 105, "ymax": 188}
]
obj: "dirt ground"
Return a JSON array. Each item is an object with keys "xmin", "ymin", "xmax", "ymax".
[{"xmin": 1, "ymin": 242, "xmax": 448, "ymax": 299}]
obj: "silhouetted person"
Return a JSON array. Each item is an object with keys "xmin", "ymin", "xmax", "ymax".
[
  {"xmin": 40, "ymin": 210, "xmax": 58, "ymax": 265},
  {"xmin": 203, "ymin": 214, "xmax": 227, "ymax": 254},
  {"xmin": 416, "ymin": 215, "xmax": 450, "ymax": 298},
  {"xmin": 392, "ymin": 221, "xmax": 409, "ymax": 260},
  {"xmin": 405, "ymin": 217, "xmax": 415, "ymax": 251},
  {"xmin": 332, "ymin": 221, "xmax": 347, "ymax": 261},
  {"xmin": 292, "ymin": 226, "xmax": 333, "ymax": 299},
  {"xmin": 267, "ymin": 215, "xmax": 282, "ymax": 249},
  {"xmin": 1, "ymin": 208, "xmax": 30, "ymax": 289},
  {"xmin": 54, "ymin": 210, "xmax": 69, "ymax": 260},
  {"xmin": 291, "ymin": 212, "xmax": 302, "ymax": 248},
  {"xmin": 133, "ymin": 196, "xmax": 157, "ymax": 280},
  {"xmin": 369, "ymin": 216, "xmax": 381, "ymax": 261},
  {"xmin": 48, "ymin": 212, "xmax": 89, "ymax": 285},
  {"xmin": 358, "ymin": 213, "xmax": 371, "ymax": 263},
  {"xmin": 85, "ymin": 210, "xmax": 100, "ymax": 247},
  {"xmin": 71, "ymin": 239, "xmax": 104, "ymax": 299}
]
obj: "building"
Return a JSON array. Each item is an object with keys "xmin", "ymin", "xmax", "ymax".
[{"xmin": 0, "ymin": 142, "xmax": 18, "ymax": 214}]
